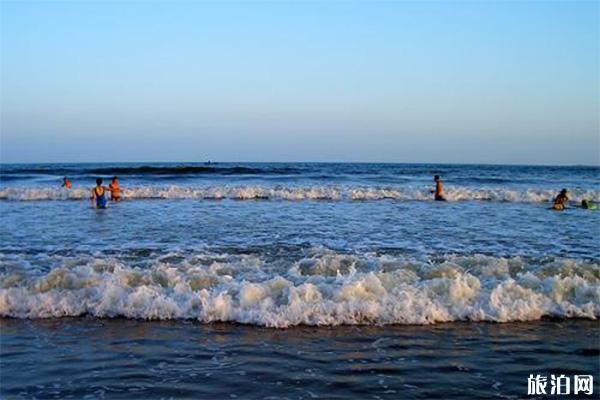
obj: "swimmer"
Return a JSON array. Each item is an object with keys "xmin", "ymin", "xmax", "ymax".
[
  {"xmin": 432, "ymin": 175, "xmax": 446, "ymax": 201},
  {"xmin": 581, "ymin": 199, "xmax": 597, "ymax": 210},
  {"xmin": 61, "ymin": 177, "xmax": 72, "ymax": 189},
  {"xmin": 552, "ymin": 189, "xmax": 568, "ymax": 211},
  {"xmin": 91, "ymin": 178, "xmax": 108, "ymax": 209},
  {"xmin": 108, "ymin": 176, "xmax": 121, "ymax": 202}
]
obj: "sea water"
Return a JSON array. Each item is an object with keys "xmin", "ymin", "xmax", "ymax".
[{"xmin": 1, "ymin": 162, "xmax": 599, "ymax": 398}]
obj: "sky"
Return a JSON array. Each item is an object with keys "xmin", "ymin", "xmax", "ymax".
[{"xmin": 0, "ymin": 1, "xmax": 598, "ymax": 165}]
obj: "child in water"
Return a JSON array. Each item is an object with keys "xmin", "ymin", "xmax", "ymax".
[
  {"xmin": 91, "ymin": 178, "xmax": 108, "ymax": 209},
  {"xmin": 432, "ymin": 175, "xmax": 446, "ymax": 201},
  {"xmin": 108, "ymin": 176, "xmax": 121, "ymax": 202},
  {"xmin": 552, "ymin": 189, "xmax": 569, "ymax": 211},
  {"xmin": 581, "ymin": 199, "xmax": 597, "ymax": 210},
  {"xmin": 61, "ymin": 177, "xmax": 72, "ymax": 189}
]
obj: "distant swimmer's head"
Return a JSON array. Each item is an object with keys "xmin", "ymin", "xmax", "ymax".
[
  {"xmin": 96, "ymin": 178, "xmax": 103, "ymax": 186},
  {"xmin": 582, "ymin": 199, "xmax": 589, "ymax": 209},
  {"xmin": 434, "ymin": 175, "xmax": 440, "ymax": 181},
  {"xmin": 112, "ymin": 176, "xmax": 119, "ymax": 183},
  {"xmin": 561, "ymin": 188, "xmax": 568, "ymax": 195},
  {"xmin": 63, "ymin": 177, "xmax": 69, "ymax": 182}
]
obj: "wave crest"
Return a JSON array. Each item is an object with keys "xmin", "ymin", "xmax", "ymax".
[
  {"xmin": 1, "ymin": 185, "xmax": 598, "ymax": 203},
  {"xmin": 1, "ymin": 252, "xmax": 598, "ymax": 327}
]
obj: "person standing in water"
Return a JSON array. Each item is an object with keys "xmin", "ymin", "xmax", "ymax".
[
  {"xmin": 432, "ymin": 175, "xmax": 446, "ymax": 201},
  {"xmin": 91, "ymin": 178, "xmax": 108, "ymax": 209},
  {"xmin": 61, "ymin": 177, "xmax": 72, "ymax": 189},
  {"xmin": 108, "ymin": 176, "xmax": 121, "ymax": 202},
  {"xmin": 552, "ymin": 189, "xmax": 569, "ymax": 211}
]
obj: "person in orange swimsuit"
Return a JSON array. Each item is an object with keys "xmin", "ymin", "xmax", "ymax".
[
  {"xmin": 552, "ymin": 189, "xmax": 568, "ymax": 211},
  {"xmin": 432, "ymin": 175, "xmax": 446, "ymax": 201},
  {"xmin": 61, "ymin": 177, "xmax": 72, "ymax": 189},
  {"xmin": 108, "ymin": 176, "xmax": 121, "ymax": 202}
]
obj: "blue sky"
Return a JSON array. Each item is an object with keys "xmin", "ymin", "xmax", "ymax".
[{"xmin": 1, "ymin": 1, "xmax": 598, "ymax": 164}]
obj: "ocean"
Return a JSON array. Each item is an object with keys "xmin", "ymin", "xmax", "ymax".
[{"xmin": 1, "ymin": 162, "xmax": 599, "ymax": 399}]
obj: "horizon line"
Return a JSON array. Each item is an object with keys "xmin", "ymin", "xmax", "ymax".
[{"xmin": 1, "ymin": 160, "xmax": 598, "ymax": 168}]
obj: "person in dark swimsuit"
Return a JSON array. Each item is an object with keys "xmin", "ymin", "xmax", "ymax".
[{"xmin": 91, "ymin": 178, "xmax": 108, "ymax": 209}]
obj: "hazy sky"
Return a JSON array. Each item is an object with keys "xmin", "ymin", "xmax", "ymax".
[{"xmin": 1, "ymin": 1, "xmax": 598, "ymax": 164}]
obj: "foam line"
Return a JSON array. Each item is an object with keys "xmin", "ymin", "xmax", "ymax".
[{"xmin": 1, "ymin": 185, "xmax": 598, "ymax": 203}]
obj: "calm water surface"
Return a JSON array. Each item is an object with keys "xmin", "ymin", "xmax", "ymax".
[{"xmin": 1, "ymin": 319, "xmax": 599, "ymax": 399}]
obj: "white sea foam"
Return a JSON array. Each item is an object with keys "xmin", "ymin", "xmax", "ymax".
[
  {"xmin": 1, "ymin": 251, "xmax": 598, "ymax": 327},
  {"xmin": 0, "ymin": 185, "xmax": 598, "ymax": 203}
]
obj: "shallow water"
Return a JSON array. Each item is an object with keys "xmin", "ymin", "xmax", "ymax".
[
  {"xmin": 1, "ymin": 318, "xmax": 598, "ymax": 399},
  {"xmin": 1, "ymin": 163, "xmax": 599, "ymax": 397},
  {"xmin": 1, "ymin": 197, "xmax": 599, "ymax": 326}
]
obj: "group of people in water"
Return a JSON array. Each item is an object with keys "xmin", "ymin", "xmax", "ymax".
[
  {"xmin": 60, "ymin": 174, "xmax": 594, "ymax": 211},
  {"xmin": 62, "ymin": 176, "xmax": 121, "ymax": 209},
  {"xmin": 551, "ymin": 188, "xmax": 596, "ymax": 211},
  {"xmin": 433, "ymin": 176, "xmax": 594, "ymax": 211}
]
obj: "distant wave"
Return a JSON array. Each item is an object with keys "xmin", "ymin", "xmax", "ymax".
[
  {"xmin": 0, "ymin": 165, "xmax": 301, "ymax": 177},
  {"xmin": 0, "ymin": 176, "xmax": 28, "ymax": 182},
  {"xmin": 89, "ymin": 165, "xmax": 303, "ymax": 175},
  {"xmin": 1, "ymin": 185, "xmax": 598, "ymax": 203},
  {"xmin": 1, "ymin": 250, "xmax": 597, "ymax": 326}
]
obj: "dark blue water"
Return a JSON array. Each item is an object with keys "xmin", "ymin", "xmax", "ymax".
[{"xmin": 2, "ymin": 162, "xmax": 599, "ymax": 188}]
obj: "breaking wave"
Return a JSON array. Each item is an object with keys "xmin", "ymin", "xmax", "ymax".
[
  {"xmin": 0, "ymin": 185, "xmax": 599, "ymax": 203},
  {"xmin": 1, "ymin": 251, "xmax": 598, "ymax": 327}
]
